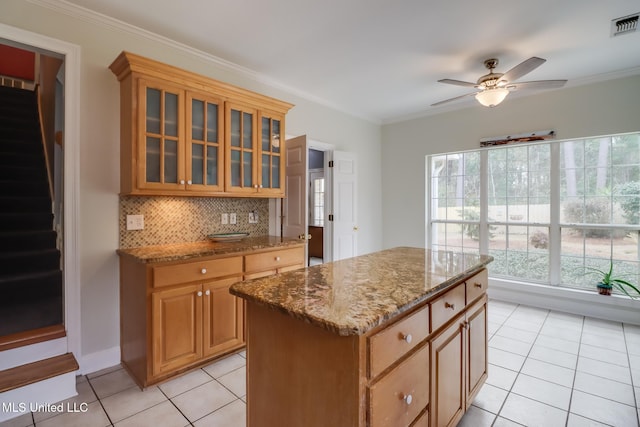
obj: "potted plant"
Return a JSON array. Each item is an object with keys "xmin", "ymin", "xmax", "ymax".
[{"xmin": 584, "ymin": 261, "xmax": 640, "ymax": 298}]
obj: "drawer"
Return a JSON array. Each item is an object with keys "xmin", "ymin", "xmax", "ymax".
[
  {"xmin": 368, "ymin": 344, "xmax": 429, "ymax": 427},
  {"xmin": 369, "ymin": 305, "xmax": 429, "ymax": 379},
  {"xmin": 466, "ymin": 268, "xmax": 488, "ymax": 304},
  {"xmin": 244, "ymin": 247, "xmax": 304, "ymax": 272},
  {"xmin": 430, "ymin": 283, "xmax": 465, "ymax": 332},
  {"xmin": 153, "ymin": 256, "xmax": 243, "ymax": 288}
]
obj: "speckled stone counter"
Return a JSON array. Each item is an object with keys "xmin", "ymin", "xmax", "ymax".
[
  {"xmin": 116, "ymin": 235, "xmax": 304, "ymax": 263},
  {"xmin": 230, "ymin": 247, "xmax": 493, "ymax": 336}
]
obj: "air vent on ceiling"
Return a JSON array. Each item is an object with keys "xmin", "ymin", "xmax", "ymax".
[{"xmin": 611, "ymin": 13, "xmax": 639, "ymax": 37}]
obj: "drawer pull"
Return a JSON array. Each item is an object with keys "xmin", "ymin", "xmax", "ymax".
[
  {"xmin": 197, "ymin": 291, "xmax": 203, "ymax": 297},
  {"xmin": 201, "ymin": 268, "xmax": 207, "ymax": 274},
  {"xmin": 402, "ymin": 394, "xmax": 413, "ymax": 405},
  {"xmin": 474, "ymin": 282, "xmax": 482, "ymax": 288},
  {"xmin": 401, "ymin": 333, "xmax": 413, "ymax": 344},
  {"xmin": 275, "ymin": 256, "xmax": 281, "ymax": 262},
  {"xmin": 444, "ymin": 302, "xmax": 455, "ymax": 310}
]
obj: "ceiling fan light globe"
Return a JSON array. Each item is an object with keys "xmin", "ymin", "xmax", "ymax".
[{"xmin": 475, "ymin": 88, "xmax": 509, "ymax": 107}]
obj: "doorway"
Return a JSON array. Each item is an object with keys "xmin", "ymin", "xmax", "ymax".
[{"xmin": 0, "ymin": 23, "xmax": 81, "ymax": 360}]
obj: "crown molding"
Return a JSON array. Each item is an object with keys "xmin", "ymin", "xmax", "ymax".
[{"xmin": 26, "ymin": 0, "xmax": 379, "ymax": 124}]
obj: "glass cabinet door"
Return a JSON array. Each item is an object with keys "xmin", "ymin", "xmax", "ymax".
[
  {"xmin": 187, "ymin": 92, "xmax": 224, "ymax": 192},
  {"xmin": 226, "ymin": 103, "xmax": 257, "ymax": 193},
  {"xmin": 140, "ymin": 79, "xmax": 184, "ymax": 189},
  {"xmin": 258, "ymin": 112, "xmax": 285, "ymax": 196}
]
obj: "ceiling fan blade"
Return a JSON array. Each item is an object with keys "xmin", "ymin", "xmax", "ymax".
[
  {"xmin": 500, "ymin": 57, "xmax": 546, "ymax": 83},
  {"xmin": 509, "ymin": 80, "xmax": 568, "ymax": 90},
  {"xmin": 437, "ymin": 79, "xmax": 478, "ymax": 88},
  {"xmin": 431, "ymin": 91, "xmax": 478, "ymax": 107}
]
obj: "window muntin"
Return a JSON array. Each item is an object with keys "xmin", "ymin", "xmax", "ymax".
[{"xmin": 428, "ymin": 132, "xmax": 640, "ymax": 294}]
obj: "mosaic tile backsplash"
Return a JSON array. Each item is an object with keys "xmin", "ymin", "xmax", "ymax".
[{"xmin": 119, "ymin": 196, "xmax": 269, "ymax": 248}]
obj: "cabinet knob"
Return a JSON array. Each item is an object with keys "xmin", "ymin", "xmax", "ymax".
[
  {"xmin": 254, "ymin": 184, "xmax": 259, "ymax": 189},
  {"xmin": 259, "ymin": 184, "xmax": 263, "ymax": 189},
  {"xmin": 197, "ymin": 291, "xmax": 203, "ymax": 297},
  {"xmin": 445, "ymin": 302, "xmax": 455, "ymax": 310},
  {"xmin": 401, "ymin": 333, "xmax": 412, "ymax": 344},
  {"xmin": 180, "ymin": 180, "xmax": 185, "ymax": 185},
  {"xmin": 205, "ymin": 290, "xmax": 210, "ymax": 296},
  {"xmin": 275, "ymin": 256, "xmax": 281, "ymax": 262},
  {"xmin": 402, "ymin": 394, "xmax": 413, "ymax": 405},
  {"xmin": 474, "ymin": 282, "xmax": 482, "ymax": 288},
  {"xmin": 187, "ymin": 180, "xmax": 192, "ymax": 185},
  {"xmin": 201, "ymin": 268, "xmax": 207, "ymax": 274}
]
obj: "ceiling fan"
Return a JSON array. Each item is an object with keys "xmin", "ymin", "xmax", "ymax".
[{"xmin": 432, "ymin": 57, "xmax": 567, "ymax": 107}]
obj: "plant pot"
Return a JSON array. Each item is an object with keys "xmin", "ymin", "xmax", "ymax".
[{"xmin": 597, "ymin": 283, "xmax": 613, "ymax": 296}]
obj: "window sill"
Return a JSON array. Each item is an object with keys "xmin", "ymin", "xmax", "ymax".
[{"xmin": 488, "ymin": 277, "xmax": 639, "ymax": 325}]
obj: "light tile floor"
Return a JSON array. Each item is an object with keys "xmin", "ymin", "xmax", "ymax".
[{"xmin": 2, "ymin": 300, "xmax": 639, "ymax": 427}]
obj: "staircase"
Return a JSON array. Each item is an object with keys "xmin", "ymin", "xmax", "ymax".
[{"xmin": 0, "ymin": 85, "xmax": 63, "ymax": 337}]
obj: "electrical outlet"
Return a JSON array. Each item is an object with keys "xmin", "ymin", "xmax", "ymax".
[
  {"xmin": 221, "ymin": 213, "xmax": 229, "ymax": 224},
  {"xmin": 249, "ymin": 211, "xmax": 258, "ymax": 223},
  {"xmin": 126, "ymin": 214, "xmax": 144, "ymax": 230},
  {"xmin": 230, "ymin": 213, "xmax": 237, "ymax": 225}
]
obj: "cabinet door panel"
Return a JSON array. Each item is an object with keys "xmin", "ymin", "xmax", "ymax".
[
  {"xmin": 138, "ymin": 79, "xmax": 185, "ymax": 191},
  {"xmin": 226, "ymin": 103, "xmax": 258, "ymax": 194},
  {"xmin": 430, "ymin": 317, "xmax": 464, "ymax": 427},
  {"xmin": 203, "ymin": 276, "xmax": 244, "ymax": 356},
  {"xmin": 466, "ymin": 297, "xmax": 488, "ymax": 406},
  {"xmin": 186, "ymin": 92, "xmax": 224, "ymax": 193},
  {"xmin": 257, "ymin": 112, "xmax": 285, "ymax": 196},
  {"xmin": 152, "ymin": 284, "xmax": 202, "ymax": 376}
]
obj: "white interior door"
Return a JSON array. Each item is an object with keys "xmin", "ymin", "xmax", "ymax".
[
  {"xmin": 330, "ymin": 151, "xmax": 358, "ymax": 260},
  {"xmin": 283, "ymin": 135, "xmax": 308, "ymax": 248}
]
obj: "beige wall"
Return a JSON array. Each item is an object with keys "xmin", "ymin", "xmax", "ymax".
[
  {"xmin": 381, "ymin": 74, "xmax": 640, "ymax": 249},
  {"xmin": 1, "ymin": 0, "xmax": 382, "ymax": 367}
]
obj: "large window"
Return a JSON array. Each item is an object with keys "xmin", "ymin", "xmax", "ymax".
[{"xmin": 428, "ymin": 133, "xmax": 640, "ymax": 294}]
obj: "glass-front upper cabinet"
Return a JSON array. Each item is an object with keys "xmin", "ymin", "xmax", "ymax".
[
  {"xmin": 186, "ymin": 92, "xmax": 224, "ymax": 192},
  {"xmin": 225, "ymin": 102, "xmax": 258, "ymax": 194},
  {"xmin": 139, "ymin": 79, "xmax": 185, "ymax": 191},
  {"xmin": 258, "ymin": 111, "xmax": 285, "ymax": 196}
]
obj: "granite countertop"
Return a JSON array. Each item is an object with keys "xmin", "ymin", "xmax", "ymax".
[
  {"xmin": 116, "ymin": 235, "xmax": 304, "ymax": 263},
  {"xmin": 230, "ymin": 247, "xmax": 493, "ymax": 336}
]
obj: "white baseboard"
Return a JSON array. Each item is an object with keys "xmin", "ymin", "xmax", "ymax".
[
  {"xmin": 78, "ymin": 346, "xmax": 121, "ymax": 375},
  {"xmin": 0, "ymin": 372, "xmax": 77, "ymax": 423},
  {"xmin": 488, "ymin": 278, "xmax": 640, "ymax": 325}
]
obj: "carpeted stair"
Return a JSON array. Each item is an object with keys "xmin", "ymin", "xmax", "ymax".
[{"xmin": 0, "ymin": 85, "xmax": 62, "ymax": 337}]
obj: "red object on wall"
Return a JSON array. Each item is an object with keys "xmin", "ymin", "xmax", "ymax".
[{"xmin": 0, "ymin": 45, "xmax": 36, "ymax": 81}]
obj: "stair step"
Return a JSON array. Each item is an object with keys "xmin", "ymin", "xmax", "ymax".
[
  {"xmin": 0, "ymin": 196, "xmax": 51, "ymax": 213},
  {"xmin": 0, "ymin": 212, "xmax": 53, "ymax": 231},
  {"xmin": 0, "ymin": 152, "xmax": 45, "ymax": 167},
  {"xmin": 0, "ymin": 230, "xmax": 57, "ymax": 251},
  {"xmin": 0, "ymin": 249, "xmax": 60, "ymax": 276},
  {"xmin": 0, "ymin": 165, "xmax": 47, "ymax": 181},
  {"xmin": 0, "ymin": 269, "xmax": 62, "ymax": 302},
  {"xmin": 0, "ymin": 180, "xmax": 50, "ymax": 197},
  {"xmin": 0, "ymin": 353, "xmax": 78, "ymax": 394}
]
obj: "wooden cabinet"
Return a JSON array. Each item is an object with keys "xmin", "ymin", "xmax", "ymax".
[
  {"xmin": 110, "ymin": 51, "xmax": 292, "ymax": 197},
  {"xmin": 429, "ymin": 276, "xmax": 488, "ymax": 427},
  {"xmin": 224, "ymin": 104, "xmax": 285, "ymax": 196},
  {"xmin": 119, "ymin": 244, "xmax": 304, "ymax": 388}
]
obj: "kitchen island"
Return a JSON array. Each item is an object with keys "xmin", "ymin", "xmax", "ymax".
[{"xmin": 230, "ymin": 247, "xmax": 493, "ymax": 427}]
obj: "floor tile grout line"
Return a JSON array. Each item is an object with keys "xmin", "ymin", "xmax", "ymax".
[
  {"xmin": 156, "ymin": 379, "xmax": 196, "ymax": 427},
  {"xmin": 565, "ymin": 313, "xmax": 585, "ymax": 427},
  {"xmin": 622, "ymin": 323, "xmax": 640, "ymax": 427},
  {"xmin": 84, "ymin": 373, "xmax": 115, "ymax": 427}
]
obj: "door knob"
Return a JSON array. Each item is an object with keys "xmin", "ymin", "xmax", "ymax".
[{"xmin": 353, "ymin": 226, "xmax": 359, "ymax": 231}]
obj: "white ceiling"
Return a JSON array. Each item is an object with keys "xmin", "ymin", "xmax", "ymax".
[{"xmin": 65, "ymin": 0, "xmax": 640, "ymax": 123}]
